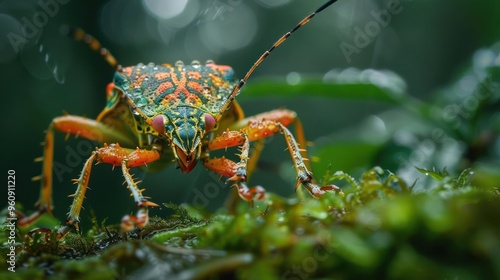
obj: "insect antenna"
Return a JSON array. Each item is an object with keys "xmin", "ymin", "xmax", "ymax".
[
  {"xmin": 60, "ymin": 25, "xmax": 122, "ymax": 72},
  {"xmin": 216, "ymin": 0, "xmax": 338, "ymax": 120}
]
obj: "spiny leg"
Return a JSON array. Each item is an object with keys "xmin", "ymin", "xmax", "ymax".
[
  {"xmin": 224, "ymin": 138, "xmax": 265, "ymax": 211},
  {"xmin": 97, "ymin": 144, "xmax": 160, "ymax": 232},
  {"xmin": 209, "ymin": 118, "xmax": 339, "ymax": 201},
  {"xmin": 203, "ymin": 131, "xmax": 265, "ymax": 207},
  {"xmin": 56, "ymin": 151, "xmax": 97, "ymax": 238},
  {"xmin": 57, "ymin": 144, "xmax": 160, "ymax": 239},
  {"xmin": 220, "ymin": 109, "xmax": 308, "ymax": 209},
  {"xmin": 245, "ymin": 119, "xmax": 339, "ymax": 197},
  {"xmin": 18, "ymin": 115, "xmax": 135, "ymax": 227},
  {"xmin": 276, "ymin": 124, "xmax": 339, "ymax": 198},
  {"xmin": 229, "ymin": 108, "xmax": 312, "ymax": 171},
  {"xmin": 119, "ymin": 158, "xmax": 159, "ymax": 232}
]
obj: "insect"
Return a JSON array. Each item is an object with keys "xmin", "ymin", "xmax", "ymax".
[{"xmin": 18, "ymin": 0, "xmax": 340, "ymax": 238}]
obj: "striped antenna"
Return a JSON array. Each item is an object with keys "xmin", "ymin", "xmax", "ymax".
[
  {"xmin": 60, "ymin": 25, "xmax": 121, "ymax": 71},
  {"xmin": 216, "ymin": 0, "xmax": 338, "ymax": 121}
]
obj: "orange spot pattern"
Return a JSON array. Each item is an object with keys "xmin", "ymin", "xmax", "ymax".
[{"xmin": 120, "ymin": 63, "xmax": 235, "ymax": 109}]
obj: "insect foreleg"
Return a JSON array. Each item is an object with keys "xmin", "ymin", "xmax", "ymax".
[
  {"xmin": 203, "ymin": 132, "xmax": 266, "ymax": 206},
  {"xmin": 18, "ymin": 115, "xmax": 136, "ymax": 228},
  {"xmin": 210, "ymin": 116, "xmax": 340, "ymax": 200},
  {"xmin": 58, "ymin": 144, "xmax": 160, "ymax": 238}
]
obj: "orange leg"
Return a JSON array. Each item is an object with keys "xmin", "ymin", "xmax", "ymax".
[
  {"xmin": 229, "ymin": 108, "xmax": 312, "ymax": 171},
  {"xmin": 206, "ymin": 109, "xmax": 339, "ymax": 204},
  {"xmin": 18, "ymin": 115, "xmax": 135, "ymax": 227},
  {"xmin": 203, "ymin": 132, "xmax": 265, "ymax": 206},
  {"xmin": 57, "ymin": 143, "xmax": 160, "ymax": 238}
]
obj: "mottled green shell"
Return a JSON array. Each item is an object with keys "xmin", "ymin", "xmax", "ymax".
[{"xmin": 110, "ymin": 60, "xmax": 237, "ymax": 155}]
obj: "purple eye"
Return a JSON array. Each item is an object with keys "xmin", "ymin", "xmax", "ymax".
[
  {"xmin": 152, "ymin": 115, "xmax": 165, "ymax": 134},
  {"xmin": 204, "ymin": 114, "xmax": 216, "ymax": 132}
]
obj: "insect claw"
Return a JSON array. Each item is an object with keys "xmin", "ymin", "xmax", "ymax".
[
  {"xmin": 34, "ymin": 156, "xmax": 44, "ymax": 162},
  {"xmin": 65, "ymin": 132, "xmax": 70, "ymax": 141},
  {"xmin": 141, "ymin": 201, "xmax": 159, "ymax": 207}
]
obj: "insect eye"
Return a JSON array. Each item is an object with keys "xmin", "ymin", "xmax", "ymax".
[
  {"xmin": 152, "ymin": 115, "xmax": 166, "ymax": 134},
  {"xmin": 204, "ymin": 114, "xmax": 216, "ymax": 132}
]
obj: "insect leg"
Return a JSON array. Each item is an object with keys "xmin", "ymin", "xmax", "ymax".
[
  {"xmin": 224, "ymin": 116, "xmax": 340, "ymax": 198},
  {"xmin": 56, "ymin": 144, "xmax": 160, "ymax": 237},
  {"xmin": 203, "ymin": 131, "xmax": 266, "ymax": 207},
  {"xmin": 92, "ymin": 144, "xmax": 160, "ymax": 232},
  {"xmin": 18, "ymin": 115, "xmax": 135, "ymax": 227},
  {"xmin": 56, "ymin": 151, "xmax": 98, "ymax": 238},
  {"xmin": 228, "ymin": 108, "xmax": 312, "ymax": 170}
]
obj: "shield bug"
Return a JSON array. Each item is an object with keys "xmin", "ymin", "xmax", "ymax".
[{"xmin": 19, "ymin": 0, "xmax": 340, "ymax": 238}]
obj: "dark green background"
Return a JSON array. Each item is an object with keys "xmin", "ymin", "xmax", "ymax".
[{"xmin": 1, "ymin": 0, "xmax": 499, "ymax": 227}]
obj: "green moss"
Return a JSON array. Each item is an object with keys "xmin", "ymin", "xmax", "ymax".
[{"xmin": 3, "ymin": 167, "xmax": 499, "ymax": 279}]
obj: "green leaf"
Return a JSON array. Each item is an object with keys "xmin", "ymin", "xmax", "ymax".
[
  {"xmin": 312, "ymin": 141, "xmax": 381, "ymax": 179},
  {"xmin": 241, "ymin": 69, "xmax": 409, "ymax": 103},
  {"xmin": 456, "ymin": 168, "xmax": 474, "ymax": 188},
  {"xmin": 416, "ymin": 167, "xmax": 449, "ymax": 181}
]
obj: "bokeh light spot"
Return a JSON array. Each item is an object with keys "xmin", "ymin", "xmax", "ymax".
[
  {"xmin": 198, "ymin": 4, "xmax": 257, "ymax": 53},
  {"xmin": 255, "ymin": 0, "xmax": 291, "ymax": 8},
  {"xmin": 142, "ymin": 0, "xmax": 188, "ymax": 19},
  {"xmin": 286, "ymin": 71, "xmax": 301, "ymax": 85}
]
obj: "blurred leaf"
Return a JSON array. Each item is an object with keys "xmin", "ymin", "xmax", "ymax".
[
  {"xmin": 241, "ymin": 69, "xmax": 409, "ymax": 103},
  {"xmin": 471, "ymin": 163, "xmax": 500, "ymax": 190},
  {"xmin": 416, "ymin": 167, "xmax": 449, "ymax": 181},
  {"xmin": 456, "ymin": 168, "xmax": 474, "ymax": 188},
  {"xmin": 312, "ymin": 141, "xmax": 381, "ymax": 178}
]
